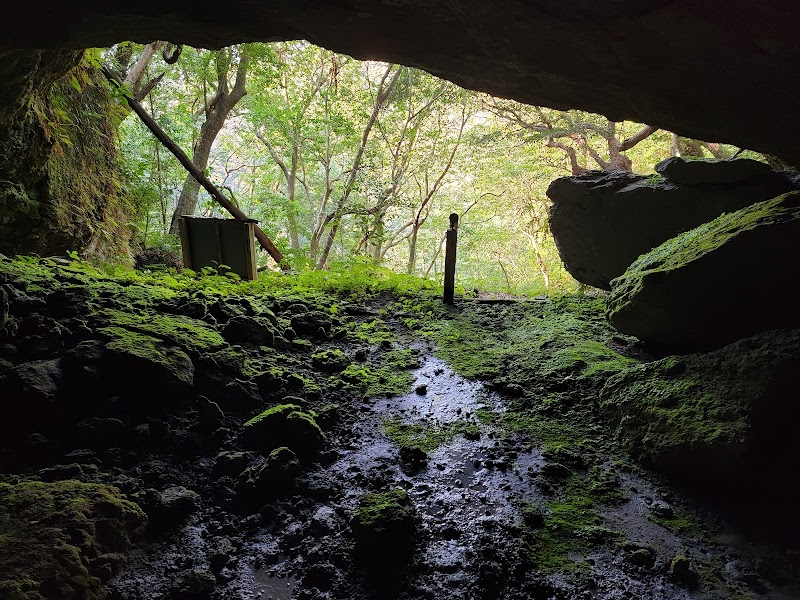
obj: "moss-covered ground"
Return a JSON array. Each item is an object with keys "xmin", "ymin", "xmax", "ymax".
[{"xmin": 1, "ymin": 254, "xmax": 796, "ymax": 598}]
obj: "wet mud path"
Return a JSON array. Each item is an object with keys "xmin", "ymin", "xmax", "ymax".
[{"xmin": 109, "ymin": 339, "xmax": 799, "ymax": 600}]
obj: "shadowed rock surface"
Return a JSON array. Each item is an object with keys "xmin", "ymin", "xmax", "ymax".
[
  {"xmin": 2, "ymin": 1, "xmax": 800, "ymax": 164},
  {"xmin": 547, "ymin": 164, "xmax": 799, "ymax": 290},
  {"xmin": 601, "ymin": 329, "xmax": 800, "ymax": 478}
]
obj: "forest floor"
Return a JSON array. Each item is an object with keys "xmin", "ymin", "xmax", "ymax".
[{"xmin": 1, "ymin": 256, "xmax": 799, "ymax": 600}]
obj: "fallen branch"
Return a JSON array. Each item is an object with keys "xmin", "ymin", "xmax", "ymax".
[{"xmin": 102, "ymin": 65, "xmax": 284, "ymax": 267}]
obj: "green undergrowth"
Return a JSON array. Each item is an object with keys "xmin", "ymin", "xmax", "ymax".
[{"xmin": 382, "ymin": 418, "xmax": 480, "ymax": 453}]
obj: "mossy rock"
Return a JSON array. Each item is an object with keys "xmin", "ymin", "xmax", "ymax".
[
  {"xmin": 608, "ymin": 191, "xmax": 800, "ymax": 350},
  {"xmin": 350, "ymin": 489, "xmax": 416, "ymax": 563},
  {"xmin": 221, "ymin": 315, "xmax": 278, "ymax": 347},
  {"xmin": 96, "ymin": 309, "xmax": 227, "ymax": 356},
  {"xmin": 241, "ymin": 404, "xmax": 324, "ymax": 458},
  {"xmin": 311, "ymin": 348, "xmax": 351, "ymax": 373},
  {"xmin": 0, "ymin": 480, "xmax": 146, "ymax": 600},
  {"xmin": 101, "ymin": 326, "xmax": 194, "ymax": 390},
  {"xmin": 600, "ymin": 329, "xmax": 800, "ymax": 477}
]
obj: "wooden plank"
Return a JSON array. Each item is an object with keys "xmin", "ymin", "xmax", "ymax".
[
  {"xmin": 443, "ymin": 212, "xmax": 459, "ymax": 304},
  {"xmin": 101, "ymin": 65, "xmax": 285, "ymax": 267},
  {"xmin": 244, "ymin": 222, "xmax": 258, "ymax": 281}
]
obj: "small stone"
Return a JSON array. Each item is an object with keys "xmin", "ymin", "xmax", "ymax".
[
  {"xmin": 167, "ymin": 566, "xmax": 216, "ymax": 599},
  {"xmin": 625, "ymin": 547, "xmax": 656, "ymax": 569},
  {"xmin": 415, "ymin": 384, "xmax": 428, "ymax": 395},
  {"xmin": 669, "ymin": 555, "xmax": 699, "ymax": 589},
  {"xmin": 651, "ymin": 500, "xmax": 674, "ymax": 519}
]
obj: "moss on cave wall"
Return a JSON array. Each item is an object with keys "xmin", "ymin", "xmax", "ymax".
[{"xmin": 0, "ymin": 51, "xmax": 134, "ymax": 262}]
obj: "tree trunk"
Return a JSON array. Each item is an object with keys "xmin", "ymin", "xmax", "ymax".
[
  {"xmin": 407, "ymin": 222, "xmax": 420, "ymax": 274},
  {"xmin": 168, "ymin": 49, "xmax": 249, "ymax": 234}
]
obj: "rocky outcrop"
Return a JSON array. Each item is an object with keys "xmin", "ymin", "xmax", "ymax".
[
  {"xmin": 0, "ymin": 56, "xmax": 133, "ymax": 260},
  {"xmin": 607, "ymin": 191, "xmax": 800, "ymax": 350},
  {"xmin": 655, "ymin": 157, "xmax": 772, "ymax": 185},
  {"xmin": 547, "ymin": 163, "xmax": 798, "ymax": 289},
  {"xmin": 3, "ymin": 3, "xmax": 800, "ymax": 165},
  {"xmin": 600, "ymin": 329, "xmax": 800, "ymax": 478}
]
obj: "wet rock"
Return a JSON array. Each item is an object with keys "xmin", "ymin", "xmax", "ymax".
[
  {"xmin": 399, "ymin": 445, "xmax": 428, "ymax": 474},
  {"xmin": 625, "ymin": 547, "xmax": 656, "ymax": 569},
  {"xmin": 207, "ymin": 536, "xmax": 234, "ymax": 572},
  {"xmin": 155, "ymin": 485, "xmax": 200, "ymax": 523},
  {"xmin": 310, "ymin": 506, "xmax": 342, "ymax": 534},
  {"xmin": 350, "ymin": 489, "xmax": 416, "ymax": 564},
  {"xmin": 655, "ymin": 157, "xmax": 771, "ymax": 185},
  {"xmin": 311, "ymin": 348, "xmax": 351, "ymax": 373},
  {"xmin": 196, "ymin": 395, "xmax": 224, "ymax": 431},
  {"xmin": 650, "ymin": 500, "xmax": 674, "ymax": 519},
  {"xmin": 241, "ymin": 404, "xmax": 325, "ymax": 459},
  {"xmin": 668, "ymin": 555, "xmax": 699, "ymax": 589},
  {"xmin": 167, "ymin": 566, "xmax": 216, "ymax": 599},
  {"xmin": 221, "ymin": 315, "xmax": 276, "ymax": 346},
  {"xmin": 601, "ymin": 329, "xmax": 800, "ymax": 478},
  {"xmin": 235, "ymin": 447, "xmax": 300, "ymax": 509},
  {"xmin": 547, "ymin": 169, "xmax": 798, "ymax": 289},
  {"xmin": 607, "ymin": 191, "xmax": 800, "ymax": 350}
]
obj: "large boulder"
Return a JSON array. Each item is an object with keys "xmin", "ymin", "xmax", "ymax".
[
  {"xmin": 0, "ymin": 480, "xmax": 146, "ymax": 600},
  {"xmin": 607, "ymin": 191, "xmax": 800, "ymax": 350},
  {"xmin": 600, "ymin": 329, "xmax": 800, "ymax": 479},
  {"xmin": 240, "ymin": 403, "xmax": 324, "ymax": 459},
  {"xmin": 547, "ymin": 166, "xmax": 798, "ymax": 289},
  {"xmin": 655, "ymin": 156, "xmax": 772, "ymax": 185},
  {"xmin": 350, "ymin": 489, "xmax": 417, "ymax": 564}
]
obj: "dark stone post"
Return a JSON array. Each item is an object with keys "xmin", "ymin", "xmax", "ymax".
[{"xmin": 443, "ymin": 213, "xmax": 459, "ymax": 304}]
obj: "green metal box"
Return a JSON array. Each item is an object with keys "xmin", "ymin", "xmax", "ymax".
[{"xmin": 178, "ymin": 216, "xmax": 258, "ymax": 281}]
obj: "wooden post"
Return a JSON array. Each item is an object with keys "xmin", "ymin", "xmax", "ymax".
[
  {"xmin": 101, "ymin": 65, "xmax": 285, "ymax": 268},
  {"xmin": 443, "ymin": 212, "xmax": 459, "ymax": 304}
]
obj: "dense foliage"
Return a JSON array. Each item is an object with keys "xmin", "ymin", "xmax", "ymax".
[{"xmin": 114, "ymin": 41, "xmax": 758, "ymax": 294}]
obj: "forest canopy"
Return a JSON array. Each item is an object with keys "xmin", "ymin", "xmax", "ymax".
[{"xmin": 113, "ymin": 41, "xmax": 757, "ymax": 295}]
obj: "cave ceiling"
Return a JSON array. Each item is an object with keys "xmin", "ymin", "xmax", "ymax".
[{"xmin": 2, "ymin": 1, "xmax": 800, "ymax": 163}]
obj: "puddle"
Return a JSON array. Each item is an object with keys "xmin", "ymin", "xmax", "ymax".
[{"xmin": 252, "ymin": 569, "xmax": 297, "ymax": 600}]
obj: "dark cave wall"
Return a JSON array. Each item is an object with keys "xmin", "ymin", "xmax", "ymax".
[
  {"xmin": 0, "ymin": 50, "xmax": 134, "ymax": 261},
  {"xmin": 2, "ymin": 1, "xmax": 800, "ymax": 164}
]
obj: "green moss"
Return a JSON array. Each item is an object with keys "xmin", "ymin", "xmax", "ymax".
[
  {"xmin": 337, "ymin": 349, "xmax": 418, "ymax": 398},
  {"xmin": 0, "ymin": 480, "xmax": 146, "ymax": 600},
  {"xmin": 598, "ymin": 330, "xmax": 800, "ymax": 475},
  {"xmin": 608, "ymin": 191, "xmax": 800, "ymax": 318},
  {"xmin": 350, "ymin": 319, "xmax": 396, "ymax": 345},
  {"xmin": 243, "ymin": 403, "xmax": 304, "ymax": 429},
  {"xmin": 352, "ymin": 489, "xmax": 414, "ymax": 529},
  {"xmin": 97, "ymin": 309, "xmax": 226, "ymax": 355},
  {"xmin": 382, "ymin": 418, "xmax": 480, "ymax": 453},
  {"xmin": 523, "ymin": 475, "xmax": 619, "ymax": 571},
  {"xmin": 100, "ymin": 325, "xmax": 193, "ymax": 387}
]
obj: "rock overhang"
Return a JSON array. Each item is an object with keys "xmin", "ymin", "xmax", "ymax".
[{"xmin": 1, "ymin": 1, "xmax": 799, "ymax": 163}]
